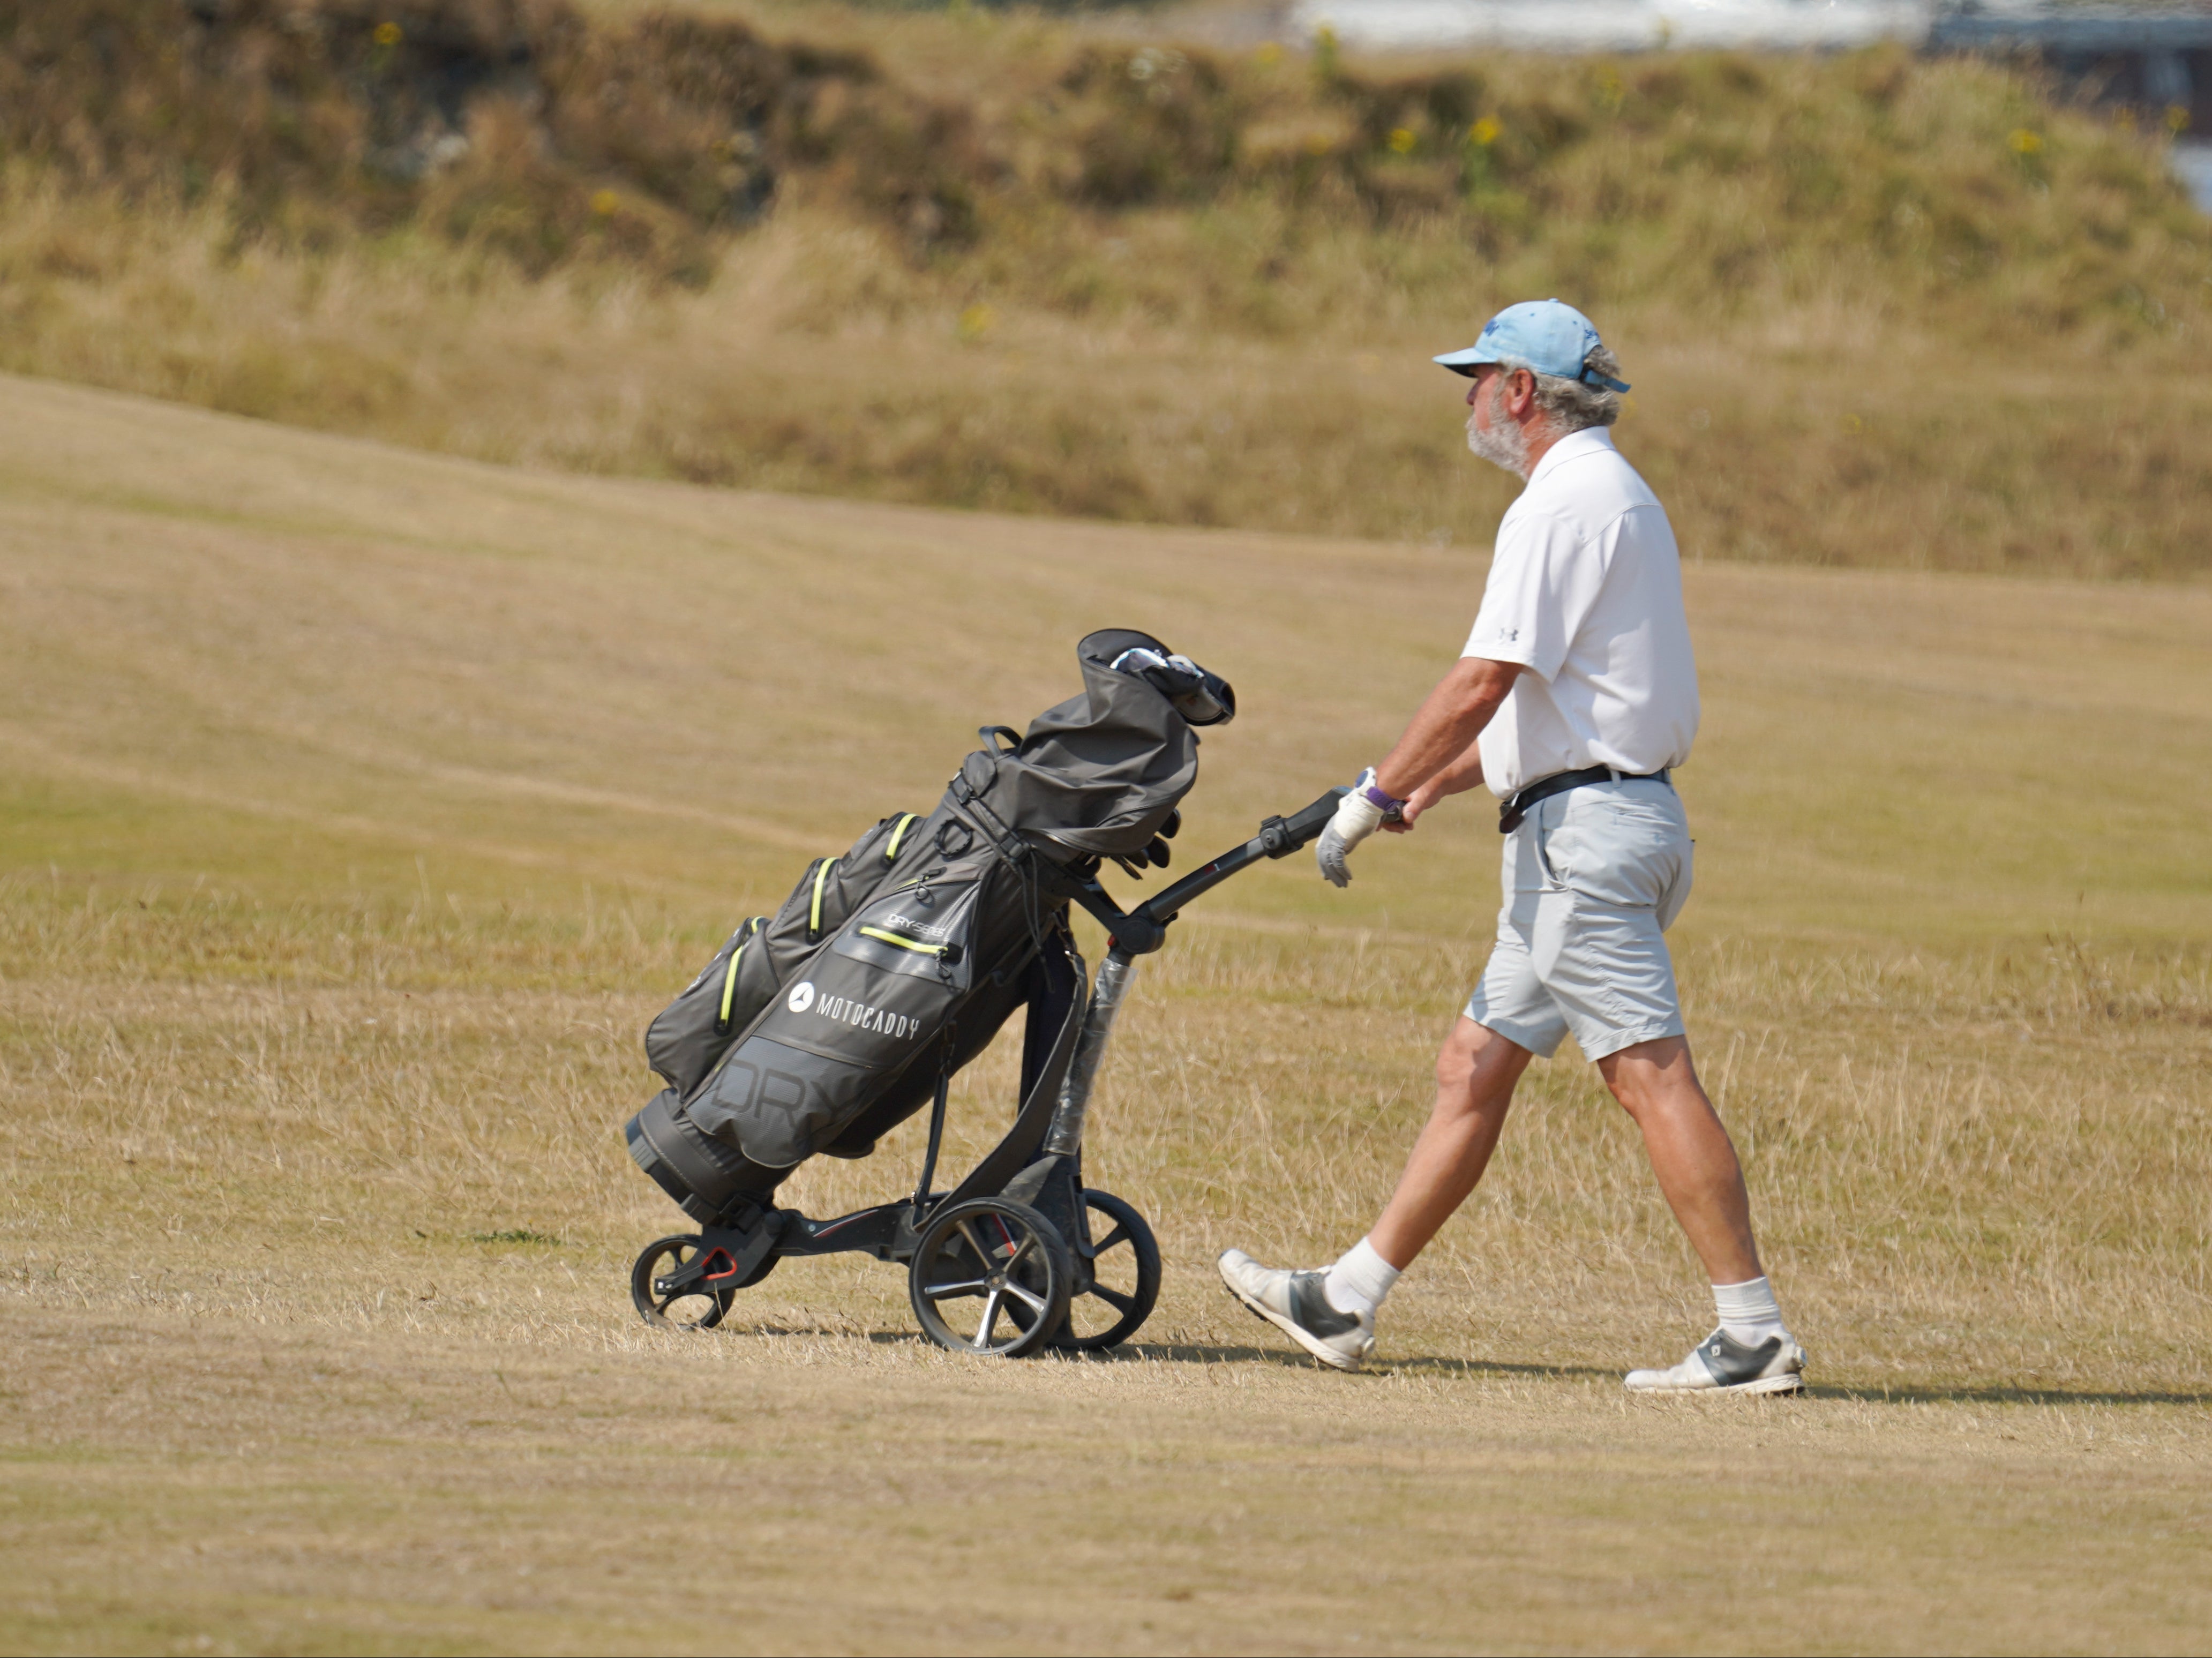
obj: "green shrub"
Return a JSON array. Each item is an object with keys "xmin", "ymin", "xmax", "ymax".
[
  {"xmin": 8, "ymin": 3, "xmax": 2206, "ymax": 327},
  {"xmin": 0, "ymin": 0, "xmax": 992, "ymax": 276}
]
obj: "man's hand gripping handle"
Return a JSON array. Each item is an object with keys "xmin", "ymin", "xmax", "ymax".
[{"xmin": 1316, "ymin": 768, "xmax": 1404, "ymax": 889}]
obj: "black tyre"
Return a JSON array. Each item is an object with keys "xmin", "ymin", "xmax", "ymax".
[
  {"xmin": 630, "ymin": 1233, "xmax": 774, "ymax": 1330},
  {"xmin": 909, "ymin": 1198, "xmax": 1073, "ymax": 1357},
  {"xmin": 1057, "ymin": 1189, "xmax": 1163, "ymax": 1352}
]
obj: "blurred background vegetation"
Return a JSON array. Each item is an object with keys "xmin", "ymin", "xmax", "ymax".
[{"xmin": 5, "ymin": 0, "xmax": 2209, "ymax": 574}]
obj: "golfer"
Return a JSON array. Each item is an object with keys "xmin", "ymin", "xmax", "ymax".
[{"xmin": 1219, "ymin": 300, "xmax": 1805, "ymax": 1394}]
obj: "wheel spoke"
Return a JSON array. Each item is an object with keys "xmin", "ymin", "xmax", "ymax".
[
  {"xmin": 954, "ymin": 1219, "xmax": 991, "ymax": 1267},
  {"xmin": 972, "ymin": 1288, "xmax": 1005, "ymax": 1351},
  {"xmin": 1087, "ymin": 1283, "xmax": 1135, "ymax": 1314},
  {"xmin": 1000, "ymin": 1230, "xmax": 1037, "ymax": 1272},
  {"xmin": 923, "ymin": 1277, "xmax": 989, "ymax": 1300},
  {"xmin": 1003, "ymin": 1280, "xmax": 1048, "ymax": 1315},
  {"xmin": 1091, "ymin": 1224, "xmax": 1130, "ymax": 1256}
]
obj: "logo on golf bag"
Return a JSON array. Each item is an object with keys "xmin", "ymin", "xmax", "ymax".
[
  {"xmin": 807, "ymin": 993, "xmax": 921, "ymax": 1041},
  {"xmin": 880, "ymin": 909, "xmax": 953, "ymax": 942},
  {"xmin": 788, "ymin": 981, "xmax": 816, "ymax": 1012}
]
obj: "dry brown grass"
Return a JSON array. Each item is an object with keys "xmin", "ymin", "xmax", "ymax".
[
  {"xmin": 3, "ymin": 374, "xmax": 2211, "ymax": 1651},
  {"xmin": 11, "ymin": 1309, "xmax": 2209, "ymax": 1656}
]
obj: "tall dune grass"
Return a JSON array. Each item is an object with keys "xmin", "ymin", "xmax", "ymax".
[{"xmin": 2, "ymin": 0, "xmax": 2209, "ymax": 573}]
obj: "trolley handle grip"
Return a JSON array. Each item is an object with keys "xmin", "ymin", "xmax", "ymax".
[
  {"xmin": 1259, "ymin": 786, "xmax": 1349, "ymax": 857},
  {"xmin": 1129, "ymin": 786, "xmax": 1347, "ymax": 935},
  {"xmin": 1036, "ymin": 788, "xmax": 1348, "ymax": 954}
]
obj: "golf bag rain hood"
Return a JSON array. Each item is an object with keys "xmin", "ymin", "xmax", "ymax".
[
  {"xmin": 957, "ymin": 628, "xmax": 1235, "ymax": 865},
  {"xmin": 624, "ymin": 630, "xmax": 1233, "ymax": 1225}
]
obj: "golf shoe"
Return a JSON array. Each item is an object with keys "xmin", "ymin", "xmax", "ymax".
[
  {"xmin": 1625, "ymin": 1327, "xmax": 1808, "ymax": 1396},
  {"xmin": 1217, "ymin": 1249, "xmax": 1374, "ymax": 1372}
]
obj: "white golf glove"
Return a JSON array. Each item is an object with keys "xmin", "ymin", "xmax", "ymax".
[{"xmin": 1316, "ymin": 769, "xmax": 1396, "ymax": 888}]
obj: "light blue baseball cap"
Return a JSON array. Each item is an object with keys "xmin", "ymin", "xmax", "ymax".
[{"xmin": 1433, "ymin": 298, "xmax": 1630, "ymax": 392}]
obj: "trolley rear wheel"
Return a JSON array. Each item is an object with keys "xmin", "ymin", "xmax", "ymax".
[
  {"xmin": 1057, "ymin": 1189, "xmax": 1162, "ymax": 1352},
  {"xmin": 909, "ymin": 1198, "xmax": 1072, "ymax": 1358}
]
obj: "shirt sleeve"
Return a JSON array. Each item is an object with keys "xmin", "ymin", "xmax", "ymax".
[{"xmin": 1462, "ymin": 509, "xmax": 1600, "ymax": 682}]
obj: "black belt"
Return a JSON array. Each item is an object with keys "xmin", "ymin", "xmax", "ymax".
[{"xmin": 1498, "ymin": 765, "xmax": 1670, "ymax": 834}]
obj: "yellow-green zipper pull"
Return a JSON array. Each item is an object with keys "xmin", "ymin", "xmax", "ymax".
[
  {"xmin": 807, "ymin": 858, "xmax": 839, "ymax": 942},
  {"xmin": 714, "ymin": 921, "xmax": 758, "ymax": 1035},
  {"xmin": 884, "ymin": 813, "xmax": 920, "ymax": 862},
  {"xmin": 858, "ymin": 925, "xmax": 964, "ymax": 966}
]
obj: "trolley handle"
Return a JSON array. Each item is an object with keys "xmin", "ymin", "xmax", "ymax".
[
  {"xmin": 1132, "ymin": 786, "xmax": 1346, "ymax": 932},
  {"xmin": 1037, "ymin": 787, "xmax": 1345, "ymax": 955}
]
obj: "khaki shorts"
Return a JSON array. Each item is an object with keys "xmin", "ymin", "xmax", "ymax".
[{"xmin": 1465, "ymin": 776, "xmax": 1693, "ymax": 1062}]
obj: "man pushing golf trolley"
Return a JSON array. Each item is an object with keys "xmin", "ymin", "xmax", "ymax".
[
  {"xmin": 621, "ymin": 628, "xmax": 1342, "ymax": 1357},
  {"xmin": 623, "ymin": 301, "xmax": 1804, "ymax": 1390}
]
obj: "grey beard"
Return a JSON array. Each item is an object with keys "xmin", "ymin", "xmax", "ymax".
[{"xmin": 1465, "ymin": 405, "xmax": 1531, "ymax": 477}]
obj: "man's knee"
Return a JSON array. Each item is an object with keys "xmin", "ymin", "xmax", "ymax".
[
  {"xmin": 1598, "ymin": 1033, "xmax": 1703, "ymax": 1118},
  {"xmin": 1435, "ymin": 1017, "xmax": 1527, "ymax": 1107}
]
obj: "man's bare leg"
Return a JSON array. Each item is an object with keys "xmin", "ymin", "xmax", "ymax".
[
  {"xmin": 1219, "ymin": 1023, "xmax": 1797, "ymax": 1385},
  {"xmin": 1601, "ymin": 1033, "xmax": 1803, "ymax": 1393},
  {"xmin": 1595, "ymin": 1035, "xmax": 1761, "ymax": 1285},
  {"xmin": 1367, "ymin": 1017, "xmax": 1533, "ymax": 1271},
  {"xmin": 1217, "ymin": 1016, "xmax": 1529, "ymax": 1369}
]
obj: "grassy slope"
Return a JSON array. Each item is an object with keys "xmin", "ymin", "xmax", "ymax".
[
  {"xmin": 2, "ymin": 375, "xmax": 2209, "ymax": 1652},
  {"xmin": 3, "ymin": 376, "xmax": 2204, "ymax": 941}
]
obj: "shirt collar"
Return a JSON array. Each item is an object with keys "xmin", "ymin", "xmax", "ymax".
[{"xmin": 1525, "ymin": 424, "xmax": 1617, "ymax": 491}]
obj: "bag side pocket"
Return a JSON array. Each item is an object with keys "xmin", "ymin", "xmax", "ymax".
[{"xmin": 644, "ymin": 916, "xmax": 768, "ymax": 1094}]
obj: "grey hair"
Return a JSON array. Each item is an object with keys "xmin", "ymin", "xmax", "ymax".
[{"xmin": 1494, "ymin": 343, "xmax": 1626, "ymax": 434}]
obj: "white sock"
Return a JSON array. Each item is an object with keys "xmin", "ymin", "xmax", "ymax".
[
  {"xmin": 1322, "ymin": 1237, "xmax": 1400, "ymax": 1319},
  {"xmin": 1712, "ymin": 1276, "xmax": 1787, "ymax": 1345}
]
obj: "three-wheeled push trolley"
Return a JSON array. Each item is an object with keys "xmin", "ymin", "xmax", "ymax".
[{"xmin": 629, "ymin": 786, "xmax": 1342, "ymax": 1356}]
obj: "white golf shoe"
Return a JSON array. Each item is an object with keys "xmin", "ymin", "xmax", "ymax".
[
  {"xmin": 1217, "ymin": 1249, "xmax": 1374, "ymax": 1371},
  {"xmin": 1625, "ymin": 1327, "xmax": 1808, "ymax": 1396}
]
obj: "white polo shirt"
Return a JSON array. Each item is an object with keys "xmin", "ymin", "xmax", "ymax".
[{"xmin": 1461, "ymin": 426, "xmax": 1698, "ymax": 797}]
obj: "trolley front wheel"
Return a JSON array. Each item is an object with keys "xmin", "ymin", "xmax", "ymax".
[{"xmin": 631, "ymin": 1233, "xmax": 773, "ymax": 1330}]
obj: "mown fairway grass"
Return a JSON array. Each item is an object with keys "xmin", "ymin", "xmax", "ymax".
[{"xmin": 2, "ymin": 373, "xmax": 2209, "ymax": 1653}]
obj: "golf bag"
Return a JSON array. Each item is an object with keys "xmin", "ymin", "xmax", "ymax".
[{"xmin": 624, "ymin": 629, "xmax": 1234, "ymax": 1225}]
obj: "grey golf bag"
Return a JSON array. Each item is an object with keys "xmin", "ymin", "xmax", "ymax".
[{"xmin": 623, "ymin": 627, "xmax": 1234, "ymax": 1226}]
